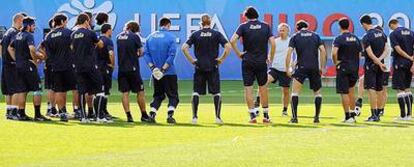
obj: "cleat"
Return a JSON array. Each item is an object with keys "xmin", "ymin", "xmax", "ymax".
[
  {"xmin": 215, "ymin": 118, "xmax": 224, "ymax": 125},
  {"xmin": 249, "ymin": 118, "xmax": 257, "ymax": 124},
  {"xmin": 73, "ymin": 109, "xmax": 81, "ymax": 119},
  {"xmin": 282, "ymin": 110, "xmax": 288, "ymax": 117},
  {"xmin": 167, "ymin": 117, "xmax": 176, "ymax": 124},
  {"xmin": 60, "ymin": 113, "xmax": 69, "ymax": 122},
  {"xmin": 405, "ymin": 116, "xmax": 412, "ymax": 121},
  {"xmin": 34, "ymin": 115, "xmax": 52, "ymax": 122},
  {"xmin": 313, "ymin": 117, "xmax": 320, "ymax": 124},
  {"xmin": 289, "ymin": 118, "xmax": 298, "ymax": 123},
  {"xmin": 17, "ymin": 113, "xmax": 33, "ymax": 121},
  {"xmin": 97, "ymin": 118, "xmax": 113, "ymax": 123},
  {"xmin": 343, "ymin": 118, "xmax": 356, "ymax": 123},
  {"xmin": 127, "ymin": 116, "xmax": 134, "ymax": 123},
  {"xmin": 141, "ymin": 116, "xmax": 153, "ymax": 123},
  {"xmin": 192, "ymin": 117, "xmax": 198, "ymax": 124},
  {"xmin": 379, "ymin": 111, "xmax": 384, "ymax": 116},
  {"xmin": 80, "ymin": 118, "xmax": 90, "ymax": 123},
  {"xmin": 366, "ymin": 116, "xmax": 380, "ymax": 122},
  {"xmin": 263, "ymin": 118, "xmax": 272, "ymax": 124},
  {"xmin": 394, "ymin": 117, "xmax": 406, "ymax": 121}
]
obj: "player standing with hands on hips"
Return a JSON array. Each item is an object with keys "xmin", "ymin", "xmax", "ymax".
[{"xmin": 182, "ymin": 14, "xmax": 231, "ymax": 124}]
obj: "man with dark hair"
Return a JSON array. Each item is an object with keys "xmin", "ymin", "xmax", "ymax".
[
  {"xmin": 182, "ymin": 14, "xmax": 231, "ymax": 124},
  {"xmin": 144, "ymin": 17, "xmax": 179, "ymax": 124},
  {"xmin": 230, "ymin": 6, "xmax": 276, "ymax": 124},
  {"xmin": 94, "ymin": 13, "xmax": 109, "ymax": 33},
  {"xmin": 41, "ymin": 13, "xmax": 77, "ymax": 122},
  {"xmin": 1, "ymin": 13, "xmax": 24, "ymax": 120},
  {"xmin": 359, "ymin": 15, "xmax": 388, "ymax": 122},
  {"xmin": 286, "ymin": 20, "xmax": 327, "ymax": 123},
  {"xmin": 8, "ymin": 16, "xmax": 50, "ymax": 121},
  {"xmin": 94, "ymin": 23, "xmax": 115, "ymax": 121},
  {"xmin": 332, "ymin": 18, "xmax": 362, "ymax": 123},
  {"xmin": 117, "ymin": 21, "xmax": 151, "ymax": 123},
  {"xmin": 388, "ymin": 19, "xmax": 414, "ymax": 121},
  {"xmin": 71, "ymin": 13, "xmax": 108, "ymax": 123}
]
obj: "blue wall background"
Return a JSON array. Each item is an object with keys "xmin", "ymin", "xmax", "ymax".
[{"xmin": 0, "ymin": 0, "xmax": 413, "ymax": 80}]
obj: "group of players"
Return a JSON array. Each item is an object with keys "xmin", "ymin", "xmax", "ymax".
[{"xmin": 1, "ymin": 6, "xmax": 413, "ymax": 125}]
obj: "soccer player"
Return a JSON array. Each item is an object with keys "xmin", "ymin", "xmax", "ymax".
[
  {"xmin": 42, "ymin": 14, "xmax": 77, "ymax": 122},
  {"xmin": 388, "ymin": 19, "xmax": 414, "ymax": 120},
  {"xmin": 230, "ymin": 6, "xmax": 276, "ymax": 123},
  {"xmin": 359, "ymin": 15, "xmax": 388, "ymax": 122},
  {"xmin": 43, "ymin": 18, "xmax": 58, "ymax": 117},
  {"xmin": 144, "ymin": 17, "xmax": 179, "ymax": 124},
  {"xmin": 332, "ymin": 18, "xmax": 362, "ymax": 123},
  {"xmin": 70, "ymin": 13, "xmax": 108, "ymax": 123},
  {"xmin": 181, "ymin": 14, "xmax": 231, "ymax": 124},
  {"xmin": 254, "ymin": 23, "xmax": 292, "ymax": 116},
  {"xmin": 1, "ymin": 13, "xmax": 24, "ymax": 120},
  {"xmin": 374, "ymin": 25, "xmax": 392, "ymax": 117},
  {"xmin": 8, "ymin": 16, "xmax": 50, "ymax": 121},
  {"xmin": 116, "ymin": 21, "xmax": 152, "ymax": 123},
  {"xmin": 95, "ymin": 23, "xmax": 115, "ymax": 120},
  {"xmin": 286, "ymin": 20, "xmax": 327, "ymax": 123}
]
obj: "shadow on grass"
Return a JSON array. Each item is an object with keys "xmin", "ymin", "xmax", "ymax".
[
  {"xmin": 330, "ymin": 123, "xmax": 366, "ymax": 128},
  {"xmin": 298, "ymin": 116, "xmax": 337, "ymax": 119},
  {"xmin": 272, "ymin": 123, "xmax": 319, "ymax": 128},
  {"xmin": 222, "ymin": 123, "xmax": 265, "ymax": 128},
  {"xmin": 7, "ymin": 119, "xmax": 74, "ymax": 126},
  {"xmin": 359, "ymin": 122, "xmax": 409, "ymax": 128}
]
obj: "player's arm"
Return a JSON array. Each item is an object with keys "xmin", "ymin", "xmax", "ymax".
[
  {"xmin": 137, "ymin": 47, "xmax": 144, "ymax": 57},
  {"xmin": 332, "ymin": 46, "xmax": 339, "ymax": 65},
  {"xmin": 217, "ymin": 42, "xmax": 231, "ymax": 64},
  {"xmin": 38, "ymin": 43, "xmax": 48, "ymax": 59},
  {"xmin": 181, "ymin": 43, "xmax": 196, "ymax": 65},
  {"xmin": 366, "ymin": 46, "xmax": 387, "ymax": 71},
  {"xmin": 230, "ymin": 34, "xmax": 243, "ymax": 59},
  {"xmin": 7, "ymin": 45, "xmax": 15, "ymax": 61},
  {"xmin": 394, "ymin": 45, "xmax": 413, "ymax": 61},
  {"xmin": 285, "ymin": 47, "xmax": 294, "ymax": 77},
  {"xmin": 378, "ymin": 42, "xmax": 390, "ymax": 61},
  {"xmin": 108, "ymin": 50, "xmax": 115, "ymax": 68},
  {"xmin": 143, "ymin": 42, "xmax": 155, "ymax": 69},
  {"xmin": 319, "ymin": 44, "xmax": 327, "ymax": 71},
  {"xmin": 96, "ymin": 40, "xmax": 104, "ymax": 49},
  {"xmin": 0, "ymin": 45, "xmax": 2, "ymax": 58},
  {"xmin": 29, "ymin": 45, "xmax": 45, "ymax": 60},
  {"xmin": 268, "ymin": 36, "xmax": 276, "ymax": 63},
  {"xmin": 162, "ymin": 39, "xmax": 177, "ymax": 71}
]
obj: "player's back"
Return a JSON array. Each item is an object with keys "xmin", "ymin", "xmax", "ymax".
[
  {"xmin": 291, "ymin": 30, "xmax": 322, "ymax": 70},
  {"xmin": 116, "ymin": 30, "xmax": 141, "ymax": 72},
  {"xmin": 236, "ymin": 20, "xmax": 272, "ymax": 63}
]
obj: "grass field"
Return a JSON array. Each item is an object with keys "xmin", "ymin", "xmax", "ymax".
[{"xmin": 1, "ymin": 81, "xmax": 414, "ymax": 167}]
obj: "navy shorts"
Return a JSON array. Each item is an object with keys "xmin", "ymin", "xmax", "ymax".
[
  {"xmin": 118, "ymin": 71, "xmax": 144, "ymax": 93},
  {"xmin": 268, "ymin": 68, "xmax": 291, "ymax": 87},
  {"xmin": 292, "ymin": 66, "xmax": 322, "ymax": 91},
  {"xmin": 241, "ymin": 60, "xmax": 268, "ymax": 87},
  {"xmin": 193, "ymin": 68, "xmax": 220, "ymax": 95}
]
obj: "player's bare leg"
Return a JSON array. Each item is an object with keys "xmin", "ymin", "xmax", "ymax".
[
  {"xmin": 259, "ymin": 84, "xmax": 270, "ymax": 123},
  {"xmin": 137, "ymin": 91, "xmax": 152, "ymax": 123},
  {"xmin": 366, "ymin": 89, "xmax": 380, "ymax": 122},
  {"xmin": 245, "ymin": 86, "xmax": 257, "ymax": 123},
  {"xmin": 282, "ymin": 86, "xmax": 290, "ymax": 116},
  {"xmin": 121, "ymin": 92, "xmax": 133, "ymax": 122},
  {"xmin": 355, "ymin": 76, "xmax": 364, "ymax": 116}
]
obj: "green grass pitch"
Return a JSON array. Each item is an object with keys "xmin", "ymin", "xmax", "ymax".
[{"xmin": 1, "ymin": 81, "xmax": 414, "ymax": 167}]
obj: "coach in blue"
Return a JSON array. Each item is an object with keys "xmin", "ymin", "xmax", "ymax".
[
  {"xmin": 359, "ymin": 15, "xmax": 388, "ymax": 122},
  {"xmin": 144, "ymin": 17, "xmax": 179, "ymax": 124},
  {"xmin": 388, "ymin": 19, "xmax": 414, "ymax": 121},
  {"xmin": 230, "ymin": 6, "xmax": 276, "ymax": 124},
  {"xmin": 286, "ymin": 20, "xmax": 327, "ymax": 124},
  {"xmin": 182, "ymin": 14, "xmax": 231, "ymax": 124}
]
